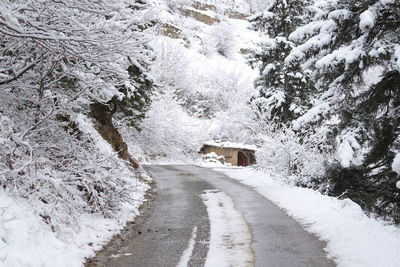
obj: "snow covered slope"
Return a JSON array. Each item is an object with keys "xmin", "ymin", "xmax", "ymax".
[
  {"xmin": 131, "ymin": 0, "xmax": 262, "ymax": 163},
  {"xmin": 0, "ymin": 115, "xmax": 150, "ymax": 267}
]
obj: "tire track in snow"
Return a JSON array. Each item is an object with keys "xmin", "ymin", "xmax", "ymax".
[{"xmin": 200, "ymin": 189, "xmax": 254, "ymax": 267}]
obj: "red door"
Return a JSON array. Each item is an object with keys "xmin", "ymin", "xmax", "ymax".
[{"xmin": 240, "ymin": 152, "xmax": 246, "ymax": 166}]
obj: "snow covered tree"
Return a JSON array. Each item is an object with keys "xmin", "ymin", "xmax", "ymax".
[
  {"xmin": 288, "ymin": 0, "xmax": 400, "ymax": 222},
  {"xmin": 209, "ymin": 21, "xmax": 236, "ymax": 58},
  {"xmin": 110, "ymin": 60, "xmax": 154, "ymax": 130},
  {"xmin": 250, "ymin": 0, "xmax": 314, "ymax": 124},
  {"xmin": 248, "ymin": 0, "xmax": 271, "ymax": 13},
  {"xmin": 0, "ymin": 0, "xmax": 155, "ymax": 231},
  {"xmin": 0, "ymin": 0, "xmax": 153, "ymax": 109},
  {"xmin": 255, "ymin": 123, "xmax": 329, "ymax": 181}
]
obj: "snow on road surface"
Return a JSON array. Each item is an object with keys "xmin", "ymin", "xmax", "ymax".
[
  {"xmin": 176, "ymin": 226, "xmax": 198, "ymax": 267},
  {"xmin": 214, "ymin": 167, "xmax": 400, "ymax": 267},
  {"xmin": 200, "ymin": 189, "xmax": 254, "ymax": 267}
]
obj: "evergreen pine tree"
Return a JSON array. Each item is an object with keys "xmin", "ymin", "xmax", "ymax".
[
  {"xmin": 250, "ymin": 0, "xmax": 314, "ymax": 124},
  {"xmin": 110, "ymin": 61, "xmax": 154, "ymax": 130},
  {"xmin": 288, "ymin": 0, "xmax": 400, "ymax": 222}
]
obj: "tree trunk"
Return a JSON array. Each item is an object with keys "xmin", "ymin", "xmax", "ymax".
[{"xmin": 90, "ymin": 102, "xmax": 139, "ymax": 169}]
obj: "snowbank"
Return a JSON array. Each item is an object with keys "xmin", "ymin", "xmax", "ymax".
[
  {"xmin": 0, "ymin": 183, "xmax": 149, "ymax": 267},
  {"xmin": 212, "ymin": 167, "xmax": 400, "ymax": 267},
  {"xmin": 0, "ymin": 191, "xmax": 81, "ymax": 267}
]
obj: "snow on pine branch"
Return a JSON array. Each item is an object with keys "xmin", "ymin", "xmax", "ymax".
[{"xmin": 288, "ymin": 0, "xmax": 400, "ymax": 131}]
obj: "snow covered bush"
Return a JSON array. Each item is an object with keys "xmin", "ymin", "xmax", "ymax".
[
  {"xmin": 150, "ymin": 39, "xmax": 192, "ymax": 96},
  {"xmin": 255, "ymin": 124, "xmax": 329, "ymax": 185},
  {"xmin": 206, "ymin": 21, "xmax": 236, "ymax": 58},
  {"xmin": 133, "ymin": 91, "xmax": 208, "ymax": 162},
  {"xmin": 0, "ymin": 0, "xmax": 153, "ymax": 105},
  {"xmin": 0, "ymin": 113, "xmax": 150, "ymax": 266},
  {"xmin": 0, "ymin": 116, "xmax": 33, "ymax": 183},
  {"xmin": 0, "ymin": 111, "xmax": 147, "ymax": 231}
]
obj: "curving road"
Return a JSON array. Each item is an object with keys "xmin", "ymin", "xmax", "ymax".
[{"xmin": 86, "ymin": 165, "xmax": 335, "ymax": 267}]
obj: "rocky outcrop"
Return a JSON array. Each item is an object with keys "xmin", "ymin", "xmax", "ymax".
[{"xmin": 179, "ymin": 8, "xmax": 220, "ymax": 25}]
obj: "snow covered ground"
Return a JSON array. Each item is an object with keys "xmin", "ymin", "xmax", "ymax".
[
  {"xmin": 209, "ymin": 166, "xmax": 400, "ymax": 267},
  {"xmin": 0, "ymin": 116, "xmax": 150, "ymax": 267},
  {"xmin": 0, "ymin": 189, "xmax": 147, "ymax": 267}
]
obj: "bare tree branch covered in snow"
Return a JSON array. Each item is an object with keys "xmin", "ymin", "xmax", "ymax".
[
  {"xmin": 0, "ymin": 0, "xmax": 154, "ymax": 237},
  {"xmin": 0, "ymin": 0, "xmax": 153, "ymax": 103}
]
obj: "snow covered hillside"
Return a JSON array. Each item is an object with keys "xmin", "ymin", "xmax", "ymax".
[
  {"xmin": 130, "ymin": 0, "xmax": 262, "ymax": 163},
  {"xmin": 0, "ymin": 1, "xmax": 154, "ymax": 265}
]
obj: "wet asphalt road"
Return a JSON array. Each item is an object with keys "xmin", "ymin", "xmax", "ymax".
[{"xmin": 86, "ymin": 165, "xmax": 335, "ymax": 267}]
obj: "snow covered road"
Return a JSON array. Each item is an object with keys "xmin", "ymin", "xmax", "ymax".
[{"xmin": 87, "ymin": 165, "xmax": 334, "ymax": 266}]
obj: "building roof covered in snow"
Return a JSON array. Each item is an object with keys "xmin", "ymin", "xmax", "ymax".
[{"xmin": 201, "ymin": 140, "xmax": 258, "ymax": 151}]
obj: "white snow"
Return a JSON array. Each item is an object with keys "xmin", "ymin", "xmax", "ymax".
[
  {"xmin": 0, "ymin": 113, "xmax": 150, "ymax": 266},
  {"xmin": 0, "ymin": 191, "xmax": 81, "ymax": 267},
  {"xmin": 176, "ymin": 226, "xmax": 198, "ymax": 267},
  {"xmin": 202, "ymin": 140, "xmax": 258, "ymax": 151},
  {"xmin": 392, "ymin": 153, "xmax": 400, "ymax": 175},
  {"xmin": 210, "ymin": 167, "xmax": 400, "ymax": 267},
  {"xmin": 292, "ymin": 102, "xmax": 331, "ymax": 130},
  {"xmin": 75, "ymin": 114, "xmax": 114, "ymax": 155},
  {"xmin": 336, "ymin": 131, "xmax": 361, "ymax": 167},
  {"xmin": 200, "ymin": 189, "xmax": 254, "ymax": 267},
  {"xmin": 195, "ymin": 152, "xmax": 229, "ymax": 167},
  {"xmin": 315, "ymin": 40, "xmax": 366, "ymax": 69},
  {"xmin": 328, "ymin": 9, "xmax": 352, "ymax": 21},
  {"xmin": 359, "ymin": 10, "xmax": 375, "ymax": 31},
  {"xmin": 0, "ymin": 186, "xmax": 149, "ymax": 267},
  {"xmin": 0, "ymin": 187, "xmax": 149, "ymax": 267}
]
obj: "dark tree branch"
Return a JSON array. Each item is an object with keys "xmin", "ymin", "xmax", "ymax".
[{"xmin": 0, "ymin": 61, "xmax": 37, "ymax": 85}]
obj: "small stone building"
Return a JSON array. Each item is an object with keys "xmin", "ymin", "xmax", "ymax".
[{"xmin": 199, "ymin": 140, "xmax": 257, "ymax": 166}]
